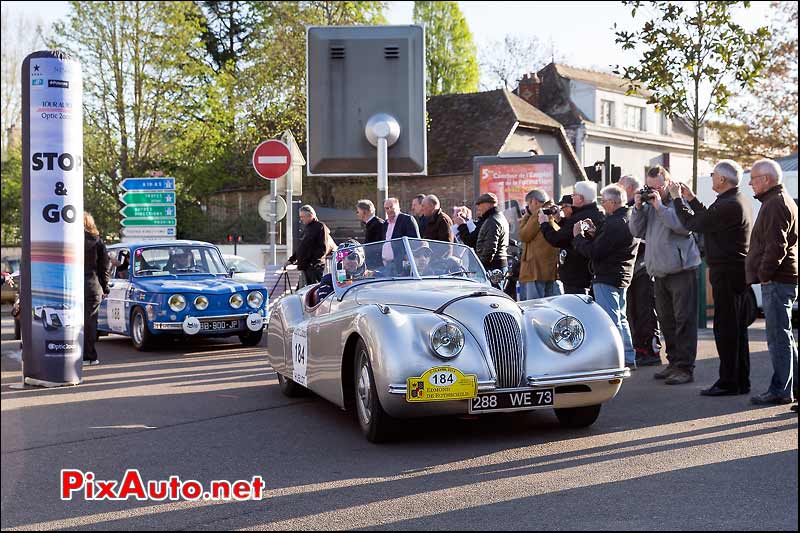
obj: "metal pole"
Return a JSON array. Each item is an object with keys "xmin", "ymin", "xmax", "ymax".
[
  {"xmin": 286, "ymin": 168, "xmax": 294, "ymax": 261},
  {"xmin": 604, "ymin": 146, "xmax": 611, "ymax": 188},
  {"xmin": 377, "ymin": 136, "xmax": 388, "ymax": 219},
  {"xmin": 270, "ymin": 179, "xmax": 277, "ymax": 265}
]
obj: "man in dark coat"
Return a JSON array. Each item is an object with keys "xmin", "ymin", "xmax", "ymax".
[
  {"xmin": 357, "ymin": 199, "xmax": 384, "ymax": 269},
  {"xmin": 455, "ymin": 193, "xmax": 509, "ymax": 273},
  {"xmin": 670, "ymin": 160, "xmax": 753, "ymax": 396},
  {"xmin": 411, "ymin": 194, "xmax": 428, "ymax": 236},
  {"xmin": 744, "ymin": 158, "xmax": 798, "ymax": 406},
  {"xmin": 572, "ymin": 184, "xmax": 639, "ymax": 368},
  {"xmin": 539, "ymin": 181, "xmax": 605, "ymax": 295},
  {"xmin": 356, "ymin": 199, "xmax": 385, "ymax": 244},
  {"xmin": 420, "ymin": 194, "xmax": 454, "ymax": 243},
  {"xmin": 288, "ymin": 205, "xmax": 330, "ymax": 288}
]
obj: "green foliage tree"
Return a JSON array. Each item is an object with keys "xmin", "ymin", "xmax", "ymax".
[
  {"xmin": 48, "ymin": 1, "xmax": 221, "ymax": 239},
  {"xmin": 413, "ymin": 1, "xmax": 478, "ymax": 96},
  {"xmin": 704, "ymin": 1, "xmax": 798, "ymax": 165},
  {"xmin": 614, "ymin": 1, "xmax": 770, "ymax": 189},
  {"xmin": 0, "ymin": 148, "xmax": 22, "ymax": 245}
]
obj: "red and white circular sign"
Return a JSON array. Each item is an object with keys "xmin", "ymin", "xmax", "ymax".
[{"xmin": 252, "ymin": 140, "xmax": 291, "ymax": 180}]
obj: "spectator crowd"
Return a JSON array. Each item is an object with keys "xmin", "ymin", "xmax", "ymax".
[{"xmin": 286, "ymin": 157, "xmax": 798, "ymax": 411}]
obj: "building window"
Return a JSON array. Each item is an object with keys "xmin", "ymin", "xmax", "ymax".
[
  {"xmin": 625, "ymin": 105, "xmax": 645, "ymax": 131},
  {"xmin": 600, "ymin": 100, "xmax": 615, "ymax": 127},
  {"xmin": 660, "ymin": 112, "xmax": 671, "ymax": 135}
]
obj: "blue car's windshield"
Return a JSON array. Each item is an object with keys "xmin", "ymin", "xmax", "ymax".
[{"xmin": 133, "ymin": 246, "xmax": 227, "ymax": 277}]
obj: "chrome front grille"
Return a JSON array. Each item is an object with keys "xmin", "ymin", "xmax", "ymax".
[{"xmin": 483, "ymin": 312, "xmax": 524, "ymax": 388}]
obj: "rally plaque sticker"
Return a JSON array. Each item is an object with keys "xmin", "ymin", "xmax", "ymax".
[
  {"xmin": 291, "ymin": 327, "xmax": 308, "ymax": 387},
  {"xmin": 406, "ymin": 367, "xmax": 477, "ymax": 402}
]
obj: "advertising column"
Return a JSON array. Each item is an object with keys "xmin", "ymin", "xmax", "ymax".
[{"xmin": 21, "ymin": 51, "xmax": 84, "ymax": 386}]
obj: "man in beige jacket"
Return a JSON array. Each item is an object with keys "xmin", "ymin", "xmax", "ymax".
[{"xmin": 518, "ymin": 189, "xmax": 562, "ymax": 299}]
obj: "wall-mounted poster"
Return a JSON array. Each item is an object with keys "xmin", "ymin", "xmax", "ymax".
[
  {"xmin": 22, "ymin": 51, "xmax": 84, "ymax": 387},
  {"xmin": 472, "ymin": 154, "xmax": 561, "ymax": 240}
]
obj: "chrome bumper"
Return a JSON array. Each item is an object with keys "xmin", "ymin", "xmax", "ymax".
[
  {"xmin": 526, "ymin": 367, "xmax": 631, "ymax": 387},
  {"xmin": 387, "ymin": 368, "xmax": 630, "ymax": 395},
  {"xmin": 152, "ymin": 313, "xmax": 254, "ymax": 331}
]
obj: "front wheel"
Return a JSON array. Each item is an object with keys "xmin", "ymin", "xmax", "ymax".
[
  {"xmin": 239, "ymin": 330, "xmax": 263, "ymax": 347},
  {"xmin": 354, "ymin": 339, "xmax": 394, "ymax": 443},
  {"xmin": 130, "ymin": 307, "xmax": 154, "ymax": 351},
  {"xmin": 554, "ymin": 404, "xmax": 602, "ymax": 428}
]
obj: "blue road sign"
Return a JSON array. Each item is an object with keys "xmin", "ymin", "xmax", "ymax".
[{"xmin": 120, "ymin": 177, "xmax": 175, "ymax": 192}]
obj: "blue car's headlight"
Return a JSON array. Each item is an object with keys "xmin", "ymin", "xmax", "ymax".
[
  {"xmin": 194, "ymin": 295, "xmax": 209, "ymax": 311},
  {"xmin": 247, "ymin": 291, "xmax": 264, "ymax": 308},
  {"xmin": 229, "ymin": 293, "xmax": 243, "ymax": 309},
  {"xmin": 168, "ymin": 294, "xmax": 186, "ymax": 312}
]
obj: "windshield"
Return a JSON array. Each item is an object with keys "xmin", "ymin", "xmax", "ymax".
[
  {"xmin": 332, "ymin": 238, "xmax": 487, "ymax": 289},
  {"xmin": 225, "ymin": 257, "xmax": 261, "ymax": 273},
  {"xmin": 133, "ymin": 245, "xmax": 227, "ymax": 277}
]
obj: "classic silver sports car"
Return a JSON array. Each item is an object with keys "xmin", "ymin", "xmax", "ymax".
[{"xmin": 267, "ymin": 238, "xmax": 630, "ymax": 442}]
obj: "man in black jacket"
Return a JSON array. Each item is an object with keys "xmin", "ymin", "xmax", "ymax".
[
  {"xmin": 669, "ymin": 160, "xmax": 753, "ymax": 396},
  {"xmin": 456, "ymin": 193, "xmax": 508, "ymax": 271},
  {"xmin": 572, "ymin": 184, "xmax": 639, "ymax": 368},
  {"xmin": 539, "ymin": 181, "xmax": 605, "ymax": 295},
  {"xmin": 357, "ymin": 199, "xmax": 384, "ymax": 269},
  {"xmin": 288, "ymin": 205, "xmax": 330, "ymax": 288},
  {"xmin": 356, "ymin": 199, "xmax": 385, "ymax": 244}
]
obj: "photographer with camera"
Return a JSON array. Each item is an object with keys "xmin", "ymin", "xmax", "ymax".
[
  {"xmin": 573, "ymin": 184, "xmax": 639, "ymax": 368},
  {"xmin": 668, "ymin": 161, "xmax": 753, "ymax": 396},
  {"xmin": 619, "ymin": 175, "xmax": 663, "ymax": 367},
  {"xmin": 518, "ymin": 189, "xmax": 561, "ymax": 300},
  {"xmin": 629, "ymin": 166, "xmax": 701, "ymax": 385},
  {"xmin": 539, "ymin": 181, "xmax": 605, "ymax": 295}
]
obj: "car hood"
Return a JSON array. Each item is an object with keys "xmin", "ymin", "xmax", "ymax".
[
  {"xmin": 353, "ymin": 280, "xmax": 509, "ymax": 311},
  {"xmin": 133, "ymin": 277, "xmax": 263, "ymax": 295}
]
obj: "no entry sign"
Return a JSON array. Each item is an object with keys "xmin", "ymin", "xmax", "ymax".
[{"xmin": 253, "ymin": 140, "xmax": 291, "ymax": 180}]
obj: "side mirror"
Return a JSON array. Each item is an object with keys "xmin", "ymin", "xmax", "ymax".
[
  {"xmin": 488, "ymin": 269, "xmax": 504, "ymax": 285},
  {"xmin": 229, "ymin": 268, "xmax": 235, "ymax": 278}
]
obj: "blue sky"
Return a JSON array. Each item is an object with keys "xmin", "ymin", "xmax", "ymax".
[{"xmin": 4, "ymin": 0, "xmax": 773, "ymax": 72}]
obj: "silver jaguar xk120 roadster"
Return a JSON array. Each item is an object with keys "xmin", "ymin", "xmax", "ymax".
[{"xmin": 267, "ymin": 238, "xmax": 630, "ymax": 442}]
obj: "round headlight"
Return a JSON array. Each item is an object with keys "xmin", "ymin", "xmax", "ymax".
[
  {"xmin": 229, "ymin": 293, "xmax": 244, "ymax": 309},
  {"xmin": 430, "ymin": 323, "xmax": 465, "ymax": 359},
  {"xmin": 194, "ymin": 295, "xmax": 209, "ymax": 311},
  {"xmin": 551, "ymin": 316, "xmax": 585, "ymax": 352},
  {"xmin": 247, "ymin": 290, "xmax": 264, "ymax": 308},
  {"xmin": 168, "ymin": 294, "xmax": 186, "ymax": 312}
]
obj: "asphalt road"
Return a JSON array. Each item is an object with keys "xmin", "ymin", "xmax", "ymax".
[{"xmin": 1, "ymin": 312, "xmax": 797, "ymax": 531}]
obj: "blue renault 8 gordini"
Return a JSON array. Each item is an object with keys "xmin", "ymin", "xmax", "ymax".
[{"xmin": 99, "ymin": 241, "xmax": 268, "ymax": 350}]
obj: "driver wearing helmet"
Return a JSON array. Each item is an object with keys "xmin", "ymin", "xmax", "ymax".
[
  {"xmin": 314, "ymin": 240, "xmax": 371, "ymax": 302},
  {"xmin": 169, "ymin": 251, "xmax": 195, "ymax": 273}
]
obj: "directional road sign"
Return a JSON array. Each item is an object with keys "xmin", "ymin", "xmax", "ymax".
[
  {"xmin": 120, "ymin": 191, "xmax": 175, "ymax": 205},
  {"xmin": 120, "ymin": 205, "xmax": 176, "ymax": 218},
  {"xmin": 120, "ymin": 217, "xmax": 177, "ymax": 227},
  {"xmin": 120, "ymin": 177, "xmax": 175, "ymax": 192},
  {"xmin": 121, "ymin": 226, "xmax": 176, "ymax": 238},
  {"xmin": 253, "ymin": 140, "xmax": 291, "ymax": 180}
]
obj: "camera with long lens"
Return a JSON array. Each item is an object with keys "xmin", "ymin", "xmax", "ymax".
[
  {"xmin": 638, "ymin": 185, "xmax": 657, "ymax": 203},
  {"xmin": 541, "ymin": 205, "xmax": 560, "ymax": 216}
]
